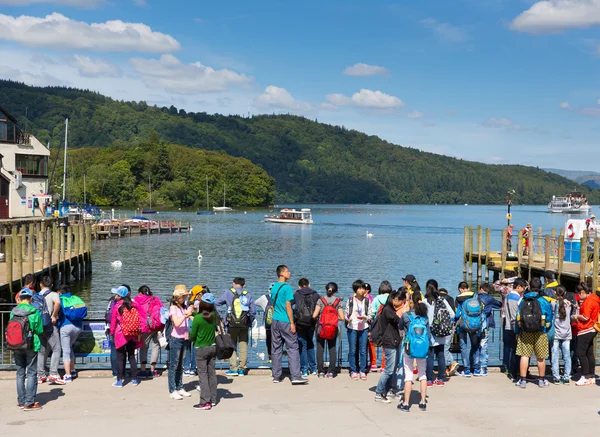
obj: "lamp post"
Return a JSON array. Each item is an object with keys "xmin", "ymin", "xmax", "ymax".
[{"xmin": 506, "ymin": 190, "xmax": 515, "ymax": 226}]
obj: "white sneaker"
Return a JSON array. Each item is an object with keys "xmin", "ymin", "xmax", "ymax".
[
  {"xmin": 178, "ymin": 389, "xmax": 192, "ymax": 397},
  {"xmin": 196, "ymin": 384, "xmax": 201, "ymax": 391},
  {"xmin": 170, "ymin": 391, "xmax": 183, "ymax": 400}
]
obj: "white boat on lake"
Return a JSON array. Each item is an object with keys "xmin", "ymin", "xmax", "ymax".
[
  {"xmin": 548, "ymin": 192, "xmax": 591, "ymax": 214},
  {"xmin": 264, "ymin": 208, "xmax": 313, "ymax": 225}
]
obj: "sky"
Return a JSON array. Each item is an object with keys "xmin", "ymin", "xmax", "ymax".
[{"xmin": 0, "ymin": 0, "xmax": 598, "ymax": 171}]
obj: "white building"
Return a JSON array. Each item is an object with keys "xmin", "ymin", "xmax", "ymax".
[{"xmin": 0, "ymin": 104, "xmax": 50, "ymax": 219}]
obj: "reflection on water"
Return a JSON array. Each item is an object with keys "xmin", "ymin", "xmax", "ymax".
[{"xmin": 72, "ymin": 204, "xmax": 582, "ymax": 312}]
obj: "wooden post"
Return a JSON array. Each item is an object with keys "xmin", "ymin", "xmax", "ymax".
[
  {"xmin": 75, "ymin": 225, "xmax": 80, "ymax": 279},
  {"xmin": 59, "ymin": 227, "xmax": 65, "ymax": 284},
  {"xmin": 67, "ymin": 226, "xmax": 72, "ymax": 280},
  {"xmin": 47, "ymin": 226, "xmax": 53, "ymax": 274},
  {"xmin": 485, "ymin": 228, "xmax": 491, "ymax": 282},
  {"xmin": 580, "ymin": 232, "xmax": 588, "ymax": 283},
  {"xmin": 16, "ymin": 234, "xmax": 23, "ymax": 288},
  {"xmin": 477, "ymin": 225, "xmax": 483, "ymax": 282},
  {"xmin": 86, "ymin": 224, "xmax": 92, "ymax": 274},
  {"xmin": 593, "ymin": 239, "xmax": 599, "ymax": 293},
  {"xmin": 517, "ymin": 230, "xmax": 523, "ymax": 278},
  {"xmin": 468, "ymin": 226, "xmax": 474, "ymax": 278},
  {"xmin": 551, "ymin": 228, "xmax": 557, "ymax": 259},
  {"xmin": 537, "ymin": 227, "xmax": 543, "ymax": 254},
  {"xmin": 37, "ymin": 224, "xmax": 43, "ymax": 267},
  {"xmin": 558, "ymin": 234, "xmax": 565, "ymax": 282},
  {"xmin": 501, "ymin": 229, "xmax": 507, "ymax": 280},
  {"xmin": 544, "ymin": 234, "xmax": 551, "ymax": 272},
  {"xmin": 79, "ymin": 224, "xmax": 85, "ymax": 276},
  {"xmin": 528, "ymin": 230, "xmax": 534, "ymax": 281},
  {"xmin": 6, "ymin": 236, "xmax": 13, "ymax": 298},
  {"xmin": 28, "ymin": 224, "xmax": 34, "ymax": 275},
  {"xmin": 463, "ymin": 226, "xmax": 468, "ymax": 275}
]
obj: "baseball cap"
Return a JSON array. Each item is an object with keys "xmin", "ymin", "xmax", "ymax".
[
  {"xmin": 403, "ymin": 274, "xmax": 417, "ymax": 283},
  {"xmin": 201, "ymin": 293, "xmax": 215, "ymax": 305},
  {"xmin": 173, "ymin": 284, "xmax": 190, "ymax": 297},
  {"xmin": 19, "ymin": 287, "xmax": 33, "ymax": 298},
  {"xmin": 111, "ymin": 286, "xmax": 129, "ymax": 298}
]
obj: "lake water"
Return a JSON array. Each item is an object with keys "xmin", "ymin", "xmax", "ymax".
[{"xmin": 78, "ymin": 204, "xmax": 586, "ymax": 310}]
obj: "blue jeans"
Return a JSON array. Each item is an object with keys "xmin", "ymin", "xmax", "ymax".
[
  {"xmin": 444, "ymin": 332, "xmax": 453, "ymax": 365},
  {"xmin": 183, "ymin": 340, "xmax": 197, "ymax": 373},
  {"xmin": 426, "ymin": 344, "xmax": 446, "ymax": 381},
  {"xmin": 168, "ymin": 337, "xmax": 189, "ymax": 393},
  {"xmin": 15, "ymin": 349, "xmax": 38, "ymax": 406},
  {"xmin": 347, "ymin": 329, "xmax": 368, "ymax": 373},
  {"xmin": 297, "ymin": 326, "xmax": 316, "ymax": 373},
  {"xmin": 478, "ymin": 332, "xmax": 489, "ymax": 370},
  {"xmin": 458, "ymin": 331, "xmax": 481, "ymax": 371},
  {"xmin": 376, "ymin": 346, "xmax": 399, "ymax": 394},
  {"xmin": 551, "ymin": 339, "xmax": 571, "ymax": 380},
  {"xmin": 110, "ymin": 335, "xmax": 118, "ymax": 377},
  {"xmin": 396, "ymin": 345, "xmax": 405, "ymax": 391}
]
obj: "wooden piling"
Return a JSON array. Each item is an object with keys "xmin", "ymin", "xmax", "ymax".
[
  {"xmin": 59, "ymin": 227, "xmax": 65, "ymax": 284},
  {"xmin": 79, "ymin": 224, "xmax": 85, "ymax": 276},
  {"xmin": 16, "ymin": 234, "xmax": 23, "ymax": 288},
  {"xmin": 593, "ymin": 239, "xmax": 599, "ymax": 293},
  {"xmin": 580, "ymin": 232, "xmax": 588, "ymax": 283},
  {"xmin": 528, "ymin": 230, "xmax": 534, "ymax": 281},
  {"xmin": 468, "ymin": 226, "xmax": 474, "ymax": 278},
  {"xmin": 517, "ymin": 230, "xmax": 523, "ymax": 278},
  {"xmin": 477, "ymin": 225, "xmax": 483, "ymax": 282},
  {"xmin": 557, "ymin": 234, "xmax": 565, "ymax": 282},
  {"xmin": 463, "ymin": 226, "xmax": 468, "ymax": 275},
  {"xmin": 67, "ymin": 226, "xmax": 72, "ymax": 280},
  {"xmin": 537, "ymin": 227, "xmax": 543, "ymax": 254},
  {"xmin": 485, "ymin": 228, "xmax": 491, "ymax": 282},
  {"xmin": 47, "ymin": 226, "xmax": 53, "ymax": 274},
  {"xmin": 501, "ymin": 229, "xmax": 507, "ymax": 280},
  {"xmin": 551, "ymin": 228, "xmax": 557, "ymax": 258},
  {"xmin": 544, "ymin": 234, "xmax": 551, "ymax": 272},
  {"xmin": 28, "ymin": 224, "xmax": 34, "ymax": 276}
]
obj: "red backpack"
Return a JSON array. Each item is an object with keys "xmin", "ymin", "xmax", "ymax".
[
  {"xmin": 317, "ymin": 297, "xmax": 340, "ymax": 340},
  {"xmin": 6, "ymin": 312, "xmax": 33, "ymax": 350},
  {"xmin": 145, "ymin": 297, "xmax": 165, "ymax": 331},
  {"xmin": 121, "ymin": 306, "xmax": 142, "ymax": 338}
]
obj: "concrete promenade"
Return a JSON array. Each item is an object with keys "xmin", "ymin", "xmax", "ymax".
[{"xmin": 0, "ymin": 370, "xmax": 598, "ymax": 436}]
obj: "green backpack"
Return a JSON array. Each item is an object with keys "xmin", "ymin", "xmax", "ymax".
[{"xmin": 60, "ymin": 294, "xmax": 88, "ymax": 323}]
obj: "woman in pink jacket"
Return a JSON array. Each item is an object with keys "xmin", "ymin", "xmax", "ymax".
[
  {"xmin": 110, "ymin": 285, "xmax": 143, "ymax": 388},
  {"xmin": 133, "ymin": 285, "xmax": 163, "ymax": 378}
]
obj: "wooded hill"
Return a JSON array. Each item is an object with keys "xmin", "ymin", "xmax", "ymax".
[{"xmin": 1, "ymin": 79, "xmax": 596, "ymax": 205}]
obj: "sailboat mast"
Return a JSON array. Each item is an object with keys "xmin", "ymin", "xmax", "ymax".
[
  {"xmin": 224, "ymin": 183, "xmax": 226, "ymax": 207},
  {"xmin": 62, "ymin": 118, "xmax": 68, "ymax": 201},
  {"xmin": 149, "ymin": 175, "xmax": 152, "ymax": 208},
  {"xmin": 206, "ymin": 176, "xmax": 209, "ymax": 210},
  {"xmin": 83, "ymin": 173, "xmax": 86, "ymax": 205}
]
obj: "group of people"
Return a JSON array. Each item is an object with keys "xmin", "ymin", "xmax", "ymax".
[{"xmin": 10, "ymin": 264, "xmax": 600, "ymax": 413}]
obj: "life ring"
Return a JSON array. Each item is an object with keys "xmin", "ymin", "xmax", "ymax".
[{"xmin": 567, "ymin": 223, "xmax": 575, "ymax": 239}]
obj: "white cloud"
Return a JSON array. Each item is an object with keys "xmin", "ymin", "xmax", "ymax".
[
  {"xmin": 67, "ymin": 55, "xmax": 121, "ymax": 77},
  {"xmin": 130, "ymin": 54, "xmax": 252, "ymax": 94},
  {"xmin": 0, "ymin": 0, "xmax": 103, "ymax": 6},
  {"xmin": 421, "ymin": 18, "xmax": 470, "ymax": 43},
  {"xmin": 559, "ymin": 100, "xmax": 600, "ymax": 116},
  {"xmin": 0, "ymin": 13, "xmax": 180, "ymax": 52},
  {"xmin": 510, "ymin": 0, "xmax": 600, "ymax": 33},
  {"xmin": 408, "ymin": 110, "xmax": 424, "ymax": 119},
  {"xmin": 560, "ymin": 101, "xmax": 571, "ymax": 109},
  {"xmin": 325, "ymin": 89, "xmax": 404, "ymax": 109},
  {"xmin": 254, "ymin": 86, "xmax": 311, "ymax": 111},
  {"xmin": 343, "ymin": 63, "xmax": 390, "ymax": 77},
  {"xmin": 481, "ymin": 117, "xmax": 528, "ymax": 131},
  {"xmin": 0, "ymin": 64, "xmax": 69, "ymax": 86}
]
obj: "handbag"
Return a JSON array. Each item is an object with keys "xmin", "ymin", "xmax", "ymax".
[{"xmin": 215, "ymin": 312, "xmax": 236, "ymax": 360}]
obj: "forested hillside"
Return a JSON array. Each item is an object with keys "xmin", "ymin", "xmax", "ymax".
[{"xmin": 1, "ymin": 79, "xmax": 596, "ymax": 205}]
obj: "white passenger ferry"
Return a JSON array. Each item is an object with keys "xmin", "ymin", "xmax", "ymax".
[
  {"xmin": 264, "ymin": 208, "xmax": 313, "ymax": 224},
  {"xmin": 548, "ymin": 192, "xmax": 591, "ymax": 214}
]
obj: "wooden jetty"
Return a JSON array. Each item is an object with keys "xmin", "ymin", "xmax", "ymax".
[
  {"xmin": 0, "ymin": 220, "xmax": 92, "ymax": 299},
  {"xmin": 92, "ymin": 220, "xmax": 189, "ymax": 239},
  {"xmin": 463, "ymin": 225, "xmax": 600, "ymax": 291}
]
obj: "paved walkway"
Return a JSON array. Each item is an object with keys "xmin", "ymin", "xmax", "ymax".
[{"xmin": 0, "ymin": 370, "xmax": 598, "ymax": 436}]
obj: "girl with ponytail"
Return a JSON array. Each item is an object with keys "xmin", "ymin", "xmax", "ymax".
[{"xmin": 551, "ymin": 285, "xmax": 572, "ymax": 384}]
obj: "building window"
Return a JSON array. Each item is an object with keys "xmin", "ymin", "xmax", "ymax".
[
  {"xmin": 0, "ymin": 121, "xmax": 6, "ymax": 142},
  {"xmin": 16, "ymin": 154, "xmax": 48, "ymax": 177}
]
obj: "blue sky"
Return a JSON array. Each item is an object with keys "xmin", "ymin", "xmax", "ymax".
[{"xmin": 0, "ymin": 0, "xmax": 598, "ymax": 170}]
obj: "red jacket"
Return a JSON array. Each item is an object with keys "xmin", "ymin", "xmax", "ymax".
[{"xmin": 577, "ymin": 293, "xmax": 600, "ymax": 336}]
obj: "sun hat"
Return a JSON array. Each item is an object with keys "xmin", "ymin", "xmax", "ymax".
[
  {"xmin": 190, "ymin": 285, "xmax": 204, "ymax": 302},
  {"xmin": 173, "ymin": 284, "xmax": 190, "ymax": 297},
  {"xmin": 111, "ymin": 286, "xmax": 129, "ymax": 297},
  {"xmin": 19, "ymin": 287, "xmax": 33, "ymax": 298},
  {"xmin": 201, "ymin": 293, "xmax": 215, "ymax": 305}
]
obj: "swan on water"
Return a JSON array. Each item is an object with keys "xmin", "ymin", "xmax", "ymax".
[
  {"xmin": 111, "ymin": 260, "xmax": 122, "ymax": 268},
  {"xmin": 198, "ymin": 250, "xmax": 203, "ymax": 260},
  {"xmin": 366, "ymin": 231, "xmax": 373, "ymax": 238}
]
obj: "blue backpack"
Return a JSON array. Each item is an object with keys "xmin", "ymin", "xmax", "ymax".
[
  {"xmin": 405, "ymin": 315, "xmax": 429, "ymax": 359},
  {"xmin": 462, "ymin": 296, "xmax": 483, "ymax": 333}
]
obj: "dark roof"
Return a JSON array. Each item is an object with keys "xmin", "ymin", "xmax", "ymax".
[{"xmin": 0, "ymin": 104, "xmax": 18, "ymax": 123}]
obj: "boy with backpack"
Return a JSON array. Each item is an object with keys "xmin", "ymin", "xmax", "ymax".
[
  {"xmin": 312, "ymin": 282, "xmax": 344, "ymax": 378},
  {"xmin": 477, "ymin": 283, "xmax": 502, "ymax": 376},
  {"xmin": 57, "ymin": 284, "xmax": 87, "ymax": 383},
  {"xmin": 8, "ymin": 288, "xmax": 44, "ymax": 411},
  {"xmin": 514, "ymin": 281, "xmax": 553, "ymax": 388},
  {"xmin": 34, "ymin": 276, "xmax": 63, "ymax": 385},
  {"xmin": 345, "ymin": 280, "xmax": 371, "ymax": 380},
  {"xmin": 294, "ymin": 278, "xmax": 321, "ymax": 376},
  {"xmin": 454, "ymin": 281, "xmax": 482, "ymax": 378},
  {"xmin": 254, "ymin": 283, "xmax": 275, "ymax": 362},
  {"xmin": 397, "ymin": 292, "xmax": 429, "ymax": 412},
  {"xmin": 215, "ymin": 278, "xmax": 256, "ymax": 376}
]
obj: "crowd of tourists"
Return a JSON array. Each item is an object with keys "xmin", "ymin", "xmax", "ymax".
[{"xmin": 8, "ymin": 265, "xmax": 600, "ymax": 412}]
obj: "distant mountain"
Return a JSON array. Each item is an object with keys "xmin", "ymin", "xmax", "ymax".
[
  {"xmin": 544, "ymin": 168, "xmax": 600, "ymax": 186},
  {"xmin": 583, "ymin": 180, "xmax": 600, "ymax": 190},
  {"xmin": 1, "ymin": 79, "xmax": 599, "ymax": 204}
]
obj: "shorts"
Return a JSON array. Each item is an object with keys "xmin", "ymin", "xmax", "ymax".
[
  {"xmin": 516, "ymin": 331, "xmax": 549, "ymax": 359},
  {"xmin": 403, "ymin": 354, "xmax": 427, "ymax": 383}
]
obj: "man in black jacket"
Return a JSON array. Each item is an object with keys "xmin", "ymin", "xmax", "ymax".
[{"xmin": 293, "ymin": 278, "xmax": 321, "ymax": 376}]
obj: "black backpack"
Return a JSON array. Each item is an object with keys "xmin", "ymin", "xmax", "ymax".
[
  {"xmin": 430, "ymin": 297, "xmax": 453, "ymax": 337},
  {"xmin": 520, "ymin": 297, "xmax": 543, "ymax": 332},
  {"xmin": 369, "ymin": 313, "xmax": 386, "ymax": 347},
  {"xmin": 295, "ymin": 294, "xmax": 315, "ymax": 327}
]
